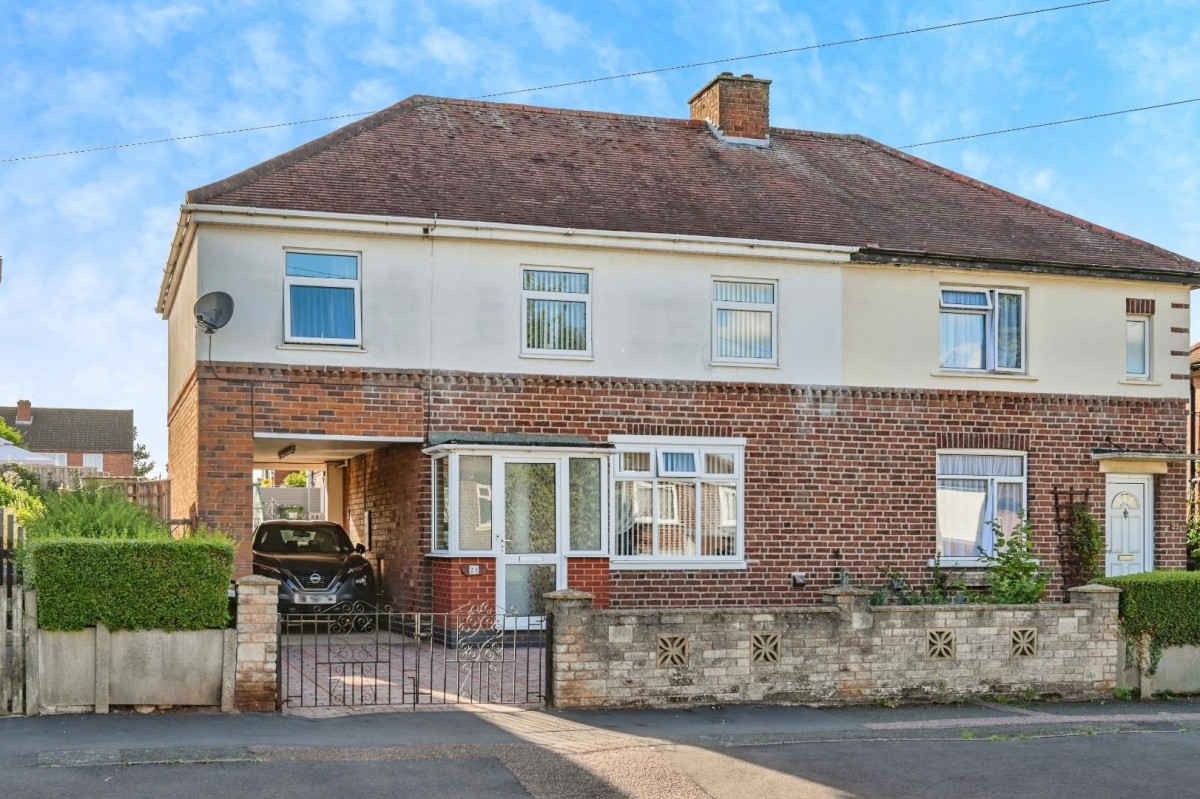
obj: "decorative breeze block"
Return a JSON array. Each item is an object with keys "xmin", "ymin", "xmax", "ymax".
[
  {"xmin": 926, "ymin": 628, "xmax": 956, "ymax": 660},
  {"xmin": 1011, "ymin": 628, "xmax": 1038, "ymax": 658},
  {"xmin": 656, "ymin": 634, "xmax": 689, "ymax": 668},
  {"xmin": 750, "ymin": 632, "xmax": 782, "ymax": 665}
]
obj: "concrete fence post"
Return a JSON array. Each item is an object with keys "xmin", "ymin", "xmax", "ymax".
[
  {"xmin": 822, "ymin": 586, "xmax": 875, "ymax": 630},
  {"xmin": 234, "ymin": 575, "xmax": 280, "ymax": 712},
  {"xmin": 543, "ymin": 589, "xmax": 595, "ymax": 709}
]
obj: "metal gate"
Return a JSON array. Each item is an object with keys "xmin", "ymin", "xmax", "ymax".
[{"xmin": 278, "ymin": 601, "xmax": 547, "ymax": 709}]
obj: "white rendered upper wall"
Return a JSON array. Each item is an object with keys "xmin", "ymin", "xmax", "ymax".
[{"xmin": 164, "ymin": 210, "xmax": 1191, "ymax": 404}]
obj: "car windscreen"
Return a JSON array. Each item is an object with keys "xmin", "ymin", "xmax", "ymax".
[{"xmin": 254, "ymin": 526, "xmax": 353, "ymax": 554}]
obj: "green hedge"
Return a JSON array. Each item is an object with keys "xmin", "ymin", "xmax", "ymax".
[
  {"xmin": 1095, "ymin": 571, "xmax": 1200, "ymax": 648},
  {"xmin": 24, "ymin": 537, "xmax": 234, "ymax": 632}
]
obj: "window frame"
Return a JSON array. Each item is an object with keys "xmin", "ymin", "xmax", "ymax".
[
  {"xmin": 82, "ymin": 453, "xmax": 104, "ymax": 470},
  {"xmin": 934, "ymin": 448, "xmax": 1028, "ymax": 566},
  {"xmin": 711, "ymin": 277, "xmax": 779, "ymax": 367},
  {"xmin": 1125, "ymin": 314, "xmax": 1151, "ymax": 379},
  {"xmin": 282, "ymin": 248, "xmax": 362, "ymax": 346},
  {"xmin": 426, "ymin": 448, "xmax": 609, "ymax": 557},
  {"xmin": 610, "ymin": 436, "xmax": 747, "ymax": 569},
  {"xmin": 46, "ymin": 453, "xmax": 68, "ymax": 467},
  {"xmin": 938, "ymin": 286, "xmax": 1027, "ymax": 374},
  {"xmin": 520, "ymin": 266, "xmax": 593, "ymax": 359}
]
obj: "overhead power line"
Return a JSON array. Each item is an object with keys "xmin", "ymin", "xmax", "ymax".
[
  {"xmin": 0, "ymin": 0, "xmax": 1107, "ymax": 164},
  {"xmin": 900, "ymin": 96, "xmax": 1200, "ymax": 148}
]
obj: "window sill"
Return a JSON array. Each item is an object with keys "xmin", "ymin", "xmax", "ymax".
[
  {"xmin": 610, "ymin": 559, "xmax": 747, "ymax": 571},
  {"xmin": 278, "ymin": 343, "xmax": 366, "ymax": 352},
  {"xmin": 930, "ymin": 557, "xmax": 1042, "ymax": 568},
  {"xmin": 710, "ymin": 360, "xmax": 779, "ymax": 369},
  {"xmin": 425, "ymin": 552, "xmax": 496, "ymax": 559},
  {"xmin": 1118, "ymin": 378, "xmax": 1161, "ymax": 386},
  {"xmin": 930, "ymin": 370, "xmax": 1037, "ymax": 382},
  {"xmin": 519, "ymin": 352, "xmax": 594, "ymax": 362}
]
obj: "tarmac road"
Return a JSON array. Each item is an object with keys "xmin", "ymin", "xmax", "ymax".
[{"xmin": 4, "ymin": 698, "xmax": 1200, "ymax": 798}]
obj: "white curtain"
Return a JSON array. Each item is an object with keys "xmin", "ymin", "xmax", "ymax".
[
  {"xmin": 996, "ymin": 293, "xmax": 1023, "ymax": 369},
  {"xmin": 939, "ymin": 312, "xmax": 984, "ymax": 368},
  {"xmin": 938, "ymin": 454, "xmax": 1023, "ymax": 477},
  {"xmin": 290, "ymin": 285, "xmax": 355, "ymax": 339},
  {"xmin": 936, "ymin": 479, "xmax": 988, "ymax": 556}
]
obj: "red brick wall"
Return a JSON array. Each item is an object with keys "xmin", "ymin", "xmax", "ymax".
[
  {"xmin": 167, "ymin": 373, "xmax": 200, "ymax": 527},
  {"xmin": 344, "ymin": 443, "xmax": 428, "ymax": 611},
  {"xmin": 431, "ymin": 557, "xmax": 495, "ymax": 614},
  {"xmin": 178, "ymin": 363, "xmax": 1190, "ymax": 605},
  {"xmin": 689, "ymin": 74, "xmax": 771, "ymax": 139},
  {"xmin": 567, "ymin": 557, "xmax": 610, "ymax": 609}
]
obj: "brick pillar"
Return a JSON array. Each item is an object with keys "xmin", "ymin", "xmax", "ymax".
[
  {"xmin": 1068, "ymin": 583, "xmax": 1123, "ymax": 694},
  {"xmin": 543, "ymin": 588, "xmax": 595, "ymax": 709},
  {"xmin": 235, "ymin": 575, "xmax": 279, "ymax": 712},
  {"xmin": 822, "ymin": 586, "xmax": 874, "ymax": 629}
]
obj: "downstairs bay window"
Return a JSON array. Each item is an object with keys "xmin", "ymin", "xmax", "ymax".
[
  {"xmin": 612, "ymin": 439, "xmax": 745, "ymax": 567},
  {"xmin": 935, "ymin": 451, "xmax": 1026, "ymax": 563}
]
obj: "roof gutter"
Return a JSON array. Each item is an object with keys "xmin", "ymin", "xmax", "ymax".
[
  {"xmin": 854, "ymin": 248, "xmax": 1200, "ymax": 286},
  {"xmin": 156, "ymin": 207, "xmax": 197, "ymax": 318},
  {"xmin": 176, "ymin": 203, "xmax": 859, "ymax": 260}
]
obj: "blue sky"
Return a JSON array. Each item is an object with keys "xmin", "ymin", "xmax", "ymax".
[{"xmin": 1, "ymin": 0, "xmax": 1198, "ymax": 474}]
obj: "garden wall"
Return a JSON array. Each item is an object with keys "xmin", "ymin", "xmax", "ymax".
[{"xmin": 545, "ymin": 585, "xmax": 1122, "ymax": 708}]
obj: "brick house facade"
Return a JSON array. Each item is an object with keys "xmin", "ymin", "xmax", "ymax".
[
  {"xmin": 1, "ymin": 400, "xmax": 136, "ymax": 477},
  {"xmin": 159, "ymin": 74, "xmax": 1200, "ymax": 613}
]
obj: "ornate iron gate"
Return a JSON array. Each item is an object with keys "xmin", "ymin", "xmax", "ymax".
[{"xmin": 278, "ymin": 601, "xmax": 547, "ymax": 709}]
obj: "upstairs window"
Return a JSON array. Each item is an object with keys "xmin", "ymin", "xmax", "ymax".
[
  {"xmin": 712, "ymin": 279, "xmax": 777, "ymax": 365},
  {"xmin": 522, "ymin": 268, "xmax": 591, "ymax": 357},
  {"xmin": 284, "ymin": 251, "xmax": 361, "ymax": 345},
  {"xmin": 1126, "ymin": 316, "xmax": 1150, "ymax": 379},
  {"xmin": 939, "ymin": 288, "xmax": 1025, "ymax": 373}
]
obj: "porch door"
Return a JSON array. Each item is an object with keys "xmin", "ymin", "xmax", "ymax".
[
  {"xmin": 496, "ymin": 460, "xmax": 565, "ymax": 616},
  {"xmin": 1105, "ymin": 476, "xmax": 1152, "ymax": 576}
]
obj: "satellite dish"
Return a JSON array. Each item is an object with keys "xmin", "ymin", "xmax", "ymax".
[{"xmin": 194, "ymin": 291, "xmax": 234, "ymax": 333}]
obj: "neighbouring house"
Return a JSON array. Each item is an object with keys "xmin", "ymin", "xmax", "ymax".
[
  {"xmin": 157, "ymin": 73, "xmax": 1200, "ymax": 613},
  {"xmin": 0, "ymin": 400, "xmax": 135, "ymax": 477}
]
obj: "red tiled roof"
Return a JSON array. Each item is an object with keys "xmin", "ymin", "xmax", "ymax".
[{"xmin": 188, "ymin": 95, "xmax": 1200, "ymax": 278}]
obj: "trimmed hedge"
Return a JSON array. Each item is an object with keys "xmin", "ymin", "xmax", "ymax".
[
  {"xmin": 1095, "ymin": 571, "xmax": 1200, "ymax": 648},
  {"xmin": 24, "ymin": 537, "xmax": 234, "ymax": 632}
]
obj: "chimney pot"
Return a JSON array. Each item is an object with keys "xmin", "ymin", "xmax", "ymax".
[
  {"xmin": 688, "ymin": 73, "xmax": 772, "ymax": 143},
  {"xmin": 15, "ymin": 399, "xmax": 32, "ymax": 425}
]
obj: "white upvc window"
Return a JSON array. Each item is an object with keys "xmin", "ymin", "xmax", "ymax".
[
  {"xmin": 939, "ymin": 287, "xmax": 1025, "ymax": 373},
  {"xmin": 521, "ymin": 268, "xmax": 591, "ymax": 357},
  {"xmin": 428, "ymin": 449, "xmax": 608, "ymax": 556},
  {"xmin": 935, "ymin": 450, "xmax": 1027, "ymax": 562},
  {"xmin": 82, "ymin": 453, "xmax": 104, "ymax": 470},
  {"xmin": 1126, "ymin": 315, "xmax": 1151, "ymax": 379},
  {"xmin": 712, "ymin": 279, "xmax": 778, "ymax": 365},
  {"xmin": 612, "ymin": 438, "xmax": 745, "ymax": 566},
  {"xmin": 283, "ymin": 250, "xmax": 361, "ymax": 345},
  {"xmin": 46, "ymin": 453, "xmax": 67, "ymax": 467}
]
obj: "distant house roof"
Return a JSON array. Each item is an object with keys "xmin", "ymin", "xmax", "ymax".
[
  {"xmin": 0, "ymin": 406, "xmax": 134, "ymax": 453},
  {"xmin": 183, "ymin": 94, "xmax": 1200, "ymax": 282}
]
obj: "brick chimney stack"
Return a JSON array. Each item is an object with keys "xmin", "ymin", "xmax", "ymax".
[
  {"xmin": 688, "ymin": 72, "xmax": 772, "ymax": 143},
  {"xmin": 15, "ymin": 399, "xmax": 31, "ymax": 425}
]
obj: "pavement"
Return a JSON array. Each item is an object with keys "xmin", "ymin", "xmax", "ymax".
[{"xmin": 4, "ymin": 697, "xmax": 1200, "ymax": 797}]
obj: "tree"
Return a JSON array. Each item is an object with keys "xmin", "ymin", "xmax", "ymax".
[
  {"xmin": 131, "ymin": 427, "xmax": 155, "ymax": 478},
  {"xmin": 0, "ymin": 417, "xmax": 24, "ymax": 446}
]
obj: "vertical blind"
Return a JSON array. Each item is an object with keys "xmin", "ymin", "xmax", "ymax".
[
  {"xmin": 713, "ymin": 280, "xmax": 775, "ymax": 361},
  {"xmin": 524, "ymin": 270, "xmax": 588, "ymax": 351},
  {"xmin": 290, "ymin": 286, "xmax": 356, "ymax": 340},
  {"xmin": 996, "ymin": 292, "xmax": 1022, "ymax": 369}
]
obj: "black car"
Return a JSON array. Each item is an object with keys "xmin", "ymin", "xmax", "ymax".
[{"xmin": 251, "ymin": 520, "xmax": 376, "ymax": 613}]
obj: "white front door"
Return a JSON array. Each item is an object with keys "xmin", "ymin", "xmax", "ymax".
[
  {"xmin": 495, "ymin": 459, "xmax": 566, "ymax": 617},
  {"xmin": 1105, "ymin": 476, "xmax": 1152, "ymax": 576}
]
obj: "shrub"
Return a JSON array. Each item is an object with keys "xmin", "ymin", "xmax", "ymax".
[
  {"xmin": 1095, "ymin": 570, "xmax": 1200, "ymax": 674},
  {"xmin": 1062, "ymin": 503, "xmax": 1104, "ymax": 587},
  {"xmin": 979, "ymin": 515, "xmax": 1049, "ymax": 604},
  {"xmin": 0, "ymin": 468, "xmax": 44, "ymax": 526},
  {"xmin": 23, "ymin": 536, "xmax": 234, "ymax": 631},
  {"xmin": 25, "ymin": 484, "xmax": 167, "ymax": 540},
  {"xmin": 282, "ymin": 471, "xmax": 308, "ymax": 487}
]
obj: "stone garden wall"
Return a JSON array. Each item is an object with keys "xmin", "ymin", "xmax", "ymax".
[{"xmin": 545, "ymin": 585, "xmax": 1122, "ymax": 709}]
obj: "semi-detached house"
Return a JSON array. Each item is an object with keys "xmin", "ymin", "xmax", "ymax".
[{"xmin": 158, "ymin": 74, "xmax": 1200, "ymax": 613}]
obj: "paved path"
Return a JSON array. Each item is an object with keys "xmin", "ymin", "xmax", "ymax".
[{"xmin": 5, "ymin": 698, "xmax": 1200, "ymax": 797}]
